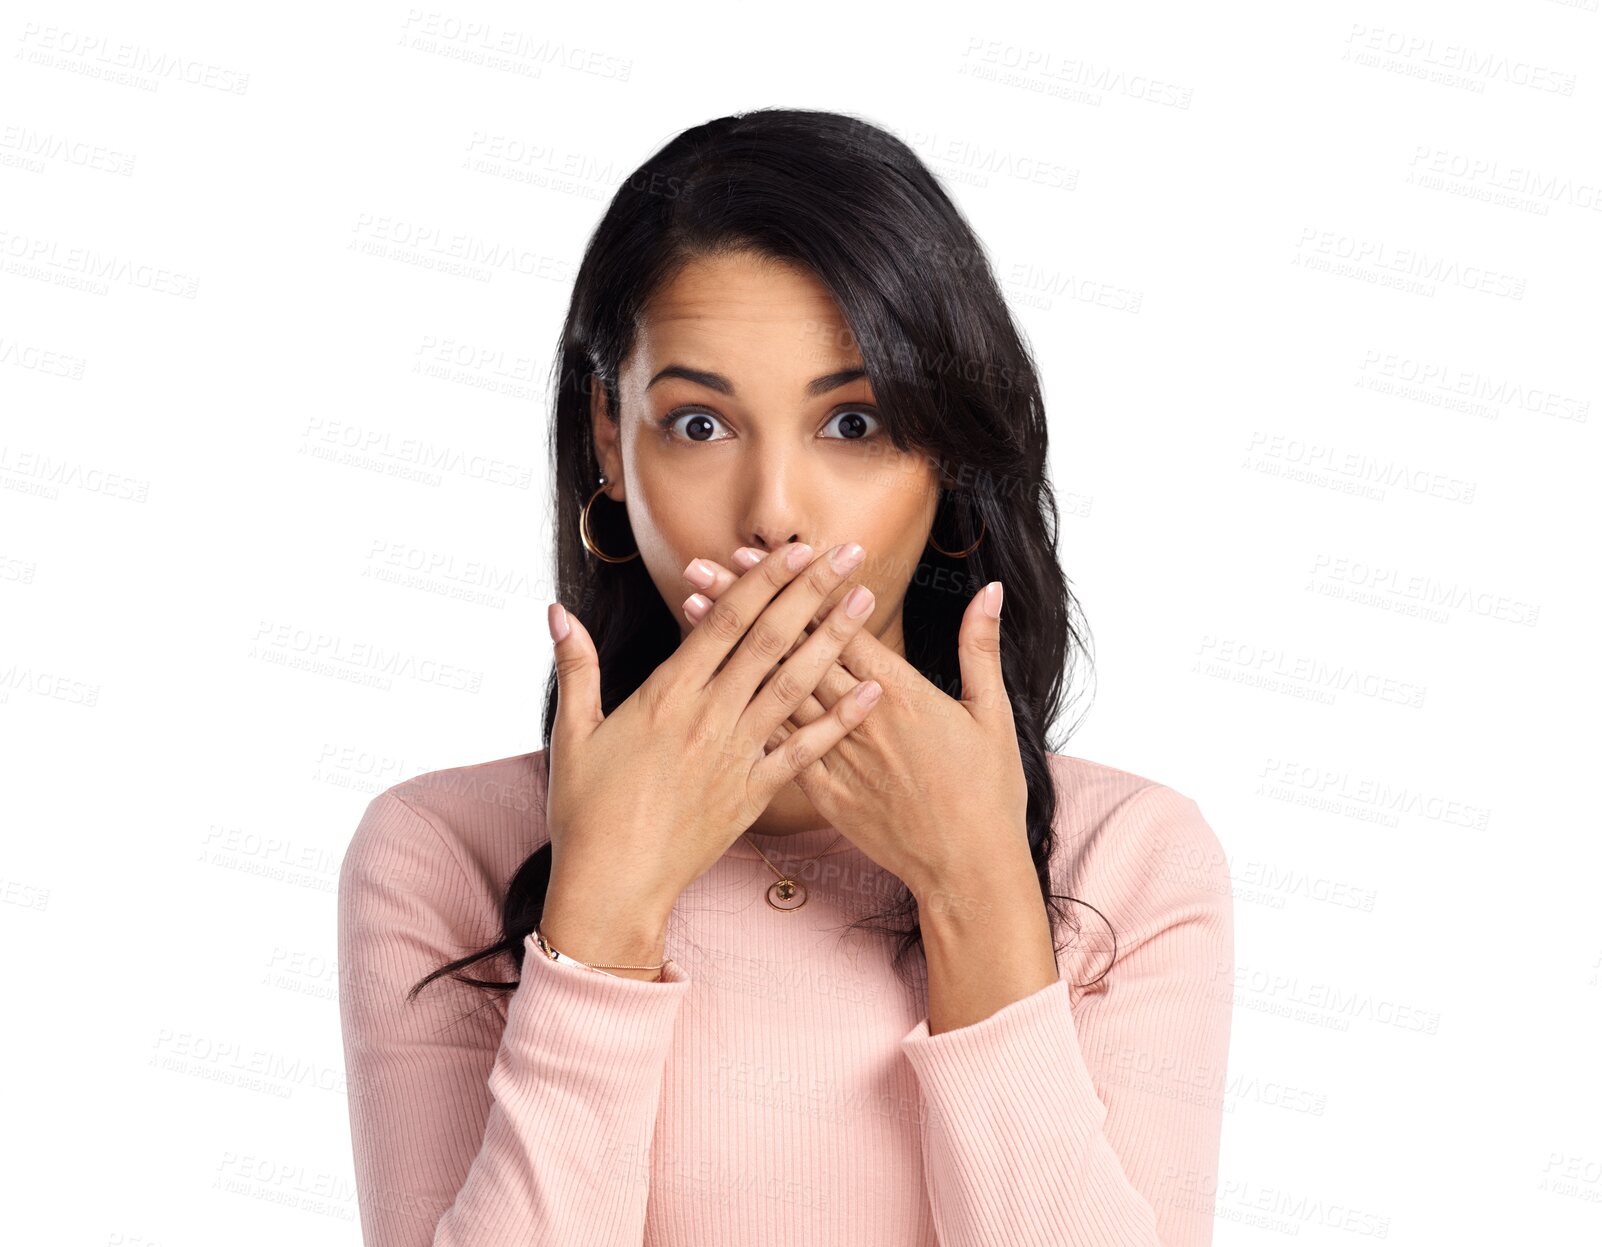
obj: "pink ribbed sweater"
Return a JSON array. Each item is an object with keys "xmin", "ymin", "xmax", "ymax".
[{"xmin": 337, "ymin": 749, "xmax": 1233, "ymax": 1246}]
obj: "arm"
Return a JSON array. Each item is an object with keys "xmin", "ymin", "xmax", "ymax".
[
  {"xmin": 338, "ymin": 790, "xmax": 691, "ymax": 1246},
  {"xmin": 898, "ymin": 785, "xmax": 1234, "ymax": 1246}
]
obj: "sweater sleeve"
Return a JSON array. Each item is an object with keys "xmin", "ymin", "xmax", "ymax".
[
  {"xmin": 337, "ymin": 790, "xmax": 692, "ymax": 1246},
  {"xmin": 898, "ymin": 786, "xmax": 1233, "ymax": 1247}
]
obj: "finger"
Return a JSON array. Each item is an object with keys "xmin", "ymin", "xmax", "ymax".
[
  {"xmin": 705, "ymin": 566, "xmax": 923, "ymax": 736},
  {"xmin": 688, "ymin": 550, "xmax": 855, "ymax": 728},
  {"xmin": 958, "ymin": 580, "xmax": 1010, "ymax": 725},
  {"xmin": 792, "ymin": 646, "xmax": 862, "ymax": 712},
  {"xmin": 734, "ymin": 545, "xmax": 853, "ymax": 635},
  {"xmin": 680, "ymin": 554, "xmax": 797, "ymax": 677},
  {"xmin": 737, "ymin": 581, "xmax": 876, "ymax": 744},
  {"xmin": 682, "ymin": 586, "xmax": 823, "ymax": 678},
  {"xmin": 706, "ymin": 541, "xmax": 866, "ymax": 710},
  {"xmin": 763, "ymin": 718, "xmax": 797, "ymax": 753},
  {"xmin": 748, "ymin": 674, "xmax": 883, "ymax": 801},
  {"xmin": 748, "ymin": 690, "xmax": 825, "ymax": 751},
  {"xmin": 547, "ymin": 602, "xmax": 603, "ymax": 745},
  {"xmin": 726, "ymin": 553, "xmax": 947, "ymax": 736},
  {"xmin": 669, "ymin": 540, "xmax": 821, "ymax": 692},
  {"xmin": 693, "ymin": 546, "xmax": 855, "ymax": 685},
  {"xmin": 684, "ymin": 552, "xmax": 823, "ymax": 671}
]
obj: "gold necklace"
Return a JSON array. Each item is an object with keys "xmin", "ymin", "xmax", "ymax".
[{"xmin": 742, "ymin": 830, "xmax": 844, "ymax": 911}]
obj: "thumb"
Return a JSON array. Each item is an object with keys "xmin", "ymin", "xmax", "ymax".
[
  {"xmin": 548, "ymin": 602, "xmax": 603, "ymax": 745},
  {"xmin": 957, "ymin": 581, "xmax": 1009, "ymax": 725}
]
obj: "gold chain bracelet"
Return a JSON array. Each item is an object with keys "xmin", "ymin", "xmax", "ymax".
[{"xmin": 533, "ymin": 927, "xmax": 665, "ymax": 978}]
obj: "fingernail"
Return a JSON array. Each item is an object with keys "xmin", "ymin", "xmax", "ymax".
[
  {"xmin": 548, "ymin": 602, "xmax": 570, "ymax": 643},
  {"xmin": 733, "ymin": 547, "xmax": 763, "ymax": 569},
  {"xmin": 855, "ymin": 680, "xmax": 882, "ymax": 706},
  {"xmin": 685, "ymin": 593, "xmax": 711, "ymax": 618},
  {"xmin": 830, "ymin": 542, "xmax": 864, "ymax": 573},
  {"xmin": 785, "ymin": 543, "xmax": 815, "ymax": 570},
  {"xmin": 683, "ymin": 559, "xmax": 714, "ymax": 589},
  {"xmin": 845, "ymin": 585, "xmax": 873, "ymax": 618},
  {"xmin": 982, "ymin": 582, "xmax": 1003, "ymax": 619}
]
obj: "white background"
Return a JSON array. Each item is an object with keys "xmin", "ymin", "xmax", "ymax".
[{"xmin": 3, "ymin": 1, "xmax": 1599, "ymax": 1242}]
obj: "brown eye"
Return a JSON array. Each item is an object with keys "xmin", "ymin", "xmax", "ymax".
[
  {"xmin": 820, "ymin": 408, "xmax": 881, "ymax": 441},
  {"xmin": 659, "ymin": 409, "xmax": 732, "ymax": 443}
]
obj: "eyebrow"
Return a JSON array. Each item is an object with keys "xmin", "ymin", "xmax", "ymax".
[{"xmin": 644, "ymin": 364, "xmax": 868, "ymax": 399}]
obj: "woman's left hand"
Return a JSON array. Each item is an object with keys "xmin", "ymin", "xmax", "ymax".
[{"xmin": 680, "ymin": 546, "xmax": 1033, "ymax": 902}]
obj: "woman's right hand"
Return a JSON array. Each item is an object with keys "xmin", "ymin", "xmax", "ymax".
[{"xmin": 540, "ymin": 540, "xmax": 882, "ymax": 963}]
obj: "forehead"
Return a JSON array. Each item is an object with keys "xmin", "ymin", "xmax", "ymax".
[{"xmin": 633, "ymin": 252, "xmax": 856, "ymax": 365}]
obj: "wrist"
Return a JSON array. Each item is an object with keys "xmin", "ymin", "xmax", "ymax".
[
  {"xmin": 548, "ymin": 850, "xmax": 679, "ymax": 918},
  {"xmin": 918, "ymin": 878, "xmax": 1045, "ymax": 944},
  {"xmin": 911, "ymin": 840, "xmax": 1039, "ymax": 918},
  {"xmin": 918, "ymin": 876, "xmax": 1060, "ymax": 1034},
  {"xmin": 542, "ymin": 875, "xmax": 676, "ymax": 973}
]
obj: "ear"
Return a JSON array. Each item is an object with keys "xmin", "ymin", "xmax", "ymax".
[{"xmin": 588, "ymin": 372, "xmax": 623, "ymax": 496}]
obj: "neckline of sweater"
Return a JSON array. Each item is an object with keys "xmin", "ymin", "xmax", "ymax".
[{"xmin": 723, "ymin": 825, "xmax": 857, "ymax": 860}]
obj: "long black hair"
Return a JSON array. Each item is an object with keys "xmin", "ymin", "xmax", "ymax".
[{"xmin": 409, "ymin": 106, "xmax": 1107, "ymax": 1003}]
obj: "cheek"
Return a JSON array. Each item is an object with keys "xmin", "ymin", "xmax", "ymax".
[
  {"xmin": 620, "ymin": 498, "xmax": 731, "ymax": 629},
  {"xmin": 853, "ymin": 486, "xmax": 939, "ymax": 588},
  {"xmin": 618, "ymin": 475, "xmax": 704, "ymax": 572}
]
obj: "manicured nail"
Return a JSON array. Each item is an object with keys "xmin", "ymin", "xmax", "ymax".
[
  {"xmin": 548, "ymin": 602, "xmax": 570, "ymax": 643},
  {"xmin": 785, "ymin": 543, "xmax": 815, "ymax": 570},
  {"xmin": 855, "ymin": 680, "xmax": 882, "ymax": 706},
  {"xmin": 685, "ymin": 593, "xmax": 711, "ymax": 617},
  {"xmin": 830, "ymin": 542, "xmax": 865, "ymax": 573},
  {"xmin": 982, "ymin": 581, "xmax": 1003, "ymax": 619},
  {"xmin": 683, "ymin": 558, "xmax": 714, "ymax": 589},
  {"xmin": 733, "ymin": 547, "xmax": 763, "ymax": 569},
  {"xmin": 844, "ymin": 585, "xmax": 873, "ymax": 618}
]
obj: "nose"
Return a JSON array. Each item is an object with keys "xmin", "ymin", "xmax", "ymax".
[
  {"xmin": 748, "ymin": 529, "xmax": 803, "ymax": 553},
  {"xmin": 738, "ymin": 449, "xmax": 812, "ymax": 554}
]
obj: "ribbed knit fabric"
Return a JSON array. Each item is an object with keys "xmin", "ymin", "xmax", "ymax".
[{"xmin": 337, "ymin": 749, "xmax": 1233, "ymax": 1246}]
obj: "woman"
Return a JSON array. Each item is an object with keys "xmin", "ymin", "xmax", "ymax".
[{"xmin": 339, "ymin": 107, "xmax": 1233, "ymax": 1247}]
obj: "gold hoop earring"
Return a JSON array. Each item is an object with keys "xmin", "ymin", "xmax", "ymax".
[
  {"xmin": 927, "ymin": 490, "xmax": 986, "ymax": 558},
  {"xmin": 580, "ymin": 478, "xmax": 640, "ymax": 563}
]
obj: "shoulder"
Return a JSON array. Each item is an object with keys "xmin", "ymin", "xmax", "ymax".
[
  {"xmin": 339, "ymin": 748, "xmax": 550, "ymax": 905},
  {"xmin": 1042, "ymin": 752, "xmax": 1232, "ymax": 974},
  {"xmin": 1043, "ymin": 751, "xmax": 1226, "ymax": 870}
]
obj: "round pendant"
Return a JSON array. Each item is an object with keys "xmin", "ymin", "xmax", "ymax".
[{"xmin": 765, "ymin": 877, "xmax": 807, "ymax": 911}]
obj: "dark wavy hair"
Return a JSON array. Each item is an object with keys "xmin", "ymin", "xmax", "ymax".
[{"xmin": 410, "ymin": 106, "xmax": 1108, "ymax": 1004}]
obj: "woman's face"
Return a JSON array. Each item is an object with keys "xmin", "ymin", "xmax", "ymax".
[{"xmin": 590, "ymin": 250, "xmax": 942, "ymax": 657}]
